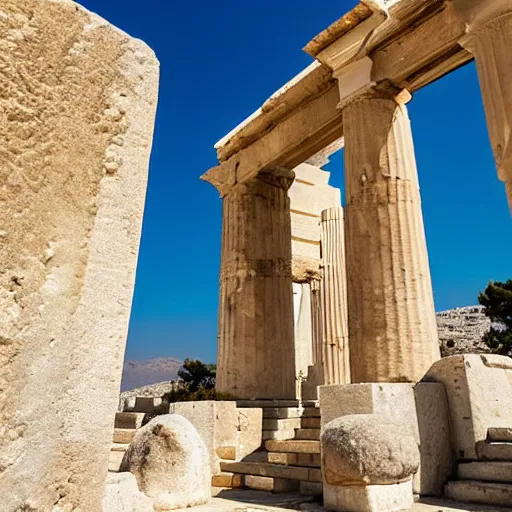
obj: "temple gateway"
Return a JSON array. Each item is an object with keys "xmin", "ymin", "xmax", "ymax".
[{"xmin": 202, "ymin": 0, "xmax": 512, "ymax": 400}]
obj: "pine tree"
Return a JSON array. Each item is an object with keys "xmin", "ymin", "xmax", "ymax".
[
  {"xmin": 478, "ymin": 279, "xmax": 512, "ymax": 355},
  {"xmin": 177, "ymin": 359, "xmax": 216, "ymax": 392}
]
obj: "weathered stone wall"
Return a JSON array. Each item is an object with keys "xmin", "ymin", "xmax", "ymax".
[
  {"xmin": 288, "ymin": 162, "xmax": 341, "ymax": 282},
  {"xmin": 0, "ymin": 1, "xmax": 159, "ymax": 510}
]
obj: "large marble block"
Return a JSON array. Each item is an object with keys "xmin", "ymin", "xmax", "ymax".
[
  {"xmin": 170, "ymin": 401, "xmax": 262, "ymax": 475},
  {"xmin": 424, "ymin": 354, "xmax": 512, "ymax": 460},
  {"xmin": 319, "ymin": 383, "xmax": 453, "ymax": 496},
  {"xmin": 0, "ymin": 1, "xmax": 158, "ymax": 510}
]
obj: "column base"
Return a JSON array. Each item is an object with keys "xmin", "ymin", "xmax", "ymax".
[{"xmin": 323, "ymin": 479, "xmax": 414, "ymax": 512}]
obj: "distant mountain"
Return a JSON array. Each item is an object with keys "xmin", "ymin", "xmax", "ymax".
[
  {"xmin": 121, "ymin": 357, "xmax": 183, "ymax": 391},
  {"xmin": 119, "ymin": 307, "xmax": 501, "ymax": 393}
]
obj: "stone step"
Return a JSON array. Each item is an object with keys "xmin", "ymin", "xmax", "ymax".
[
  {"xmin": 458, "ymin": 462, "xmax": 512, "ymax": 483},
  {"xmin": 237, "ymin": 400, "xmax": 300, "ymax": 409},
  {"xmin": 211, "ymin": 472, "xmax": 244, "ymax": 488},
  {"xmin": 300, "ymin": 481, "xmax": 323, "ymax": 497},
  {"xmin": 240, "ymin": 451, "xmax": 268, "ymax": 463},
  {"xmin": 111, "ymin": 442, "xmax": 130, "ymax": 452},
  {"xmin": 267, "ymin": 451, "xmax": 321, "ymax": 468},
  {"xmin": 113, "ymin": 428, "xmax": 135, "ymax": 444},
  {"xmin": 301, "ymin": 407, "xmax": 321, "ymax": 418},
  {"xmin": 108, "ymin": 445, "xmax": 129, "ymax": 473},
  {"xmin": 301, "ymin": 417, "xmax": 320, "ymax": 429},
  {"xmin": 262, "ymin": 429, "xmax": 296, "ymax": 441},
  {"xmin": 445, "ymin": 480, "xmax": 512, "ymax": 507},
  {"xmin": 244, "ymin": 475, "xmax": 300, "ymax": 493},
  {"xmin": 263, "ymin": 418, "xmax": 302, "ymax": 431},
  {"xmin": 220, "ymin": 461, "xmax": 322, "ymax": 483},
  {"xmin": 266, "ymin": 440, "xmax": 320, "ymax": 454},
  {"xmin": 295, "ymin": 428, "xmax": 320, "ymax": 441},
  {"xmin": 477, "ymin": 441, "xmax": 512, "ymax": 461},
  {"xmin": 114, "ymin": 412, "xmax": 145, "ymax": 429},
  {"xmin": 488, "ymin": 428, "xmax": 512, "ymax": 442},
  {"xmin": 261, "ymin": 407, "xmax": 304, "ymax": 419}
]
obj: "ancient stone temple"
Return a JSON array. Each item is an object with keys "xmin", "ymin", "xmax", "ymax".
[
  {"xmin": 200, "ymin": 4, "xmax": 512, "ymax": 509},
  {"xmin": 203, "ymin": 0, "xmax": 512, "ymax": 402}
]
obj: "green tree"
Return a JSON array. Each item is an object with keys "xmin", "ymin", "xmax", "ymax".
[
  {"xmin": 162, "ymin": 359, "xmax": 232, "ymax": 404},
  {"xmin": 478, "ymin": 279, "xmax": 512, "ymax": 355},
  {"xmin": 177, "ymin": 358, "xmax": 216, "ymax": 392}
]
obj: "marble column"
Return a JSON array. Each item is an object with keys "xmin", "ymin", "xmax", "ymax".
[
  {"xmin": 343, "ymin": 92, "xmax": 440, "ymax": 383},
  {"xmin": 320, "ymin": 207, "xmax": 350, "ymax": 385},
  {"xmin": 216, "ymin": 168, "xmax": 296, "ymax": 399},
  {"xmin": 310, "ymin": 278, "xmax": 323, "ymax": 369},
  {"xmin": 459, "ymin": 6, "xmax": 512, "ymax": 213}
]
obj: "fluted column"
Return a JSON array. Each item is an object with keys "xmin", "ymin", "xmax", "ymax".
[
  {"xmin": 320, "ymin": 207, "xmax": 350, "ymax": 385},
  {"xmin": 311, "ymin": 278, "xmax": 323, "ymax": 368},
  {"xmin": 216, "ymin": 168, "xmax": 296, "ymax": 399},
  {"xmin": 343, "ymin": 92, "xmax": 440, "ymax": 383},
  {"xmin": 457, "ymin": 2, "xmax": 512, "ymax": 213}
]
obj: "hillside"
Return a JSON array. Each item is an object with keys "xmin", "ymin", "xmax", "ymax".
[
  {"xmin": 436, "ymin": 305, "xmax": 495, "ymax": 357},
  {"xmin": 121, "ymin": 357, "xmax": 182, "ymax": 391}
]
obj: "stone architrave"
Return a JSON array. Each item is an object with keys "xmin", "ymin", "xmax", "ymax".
[
  {"xmin": 343, "ymin": 91, "xmax": 440, "ymax": 383},
  {"xmin": 216, "ymin": 168, "xmax": 296, "ymax": 399},
  {"xmin": 320, "ymin": 207, "xmax": 350, "ymax": 385},
  {"xmin": 0, "ymin": 1, "xmax": 159, "ymax": 510},
  {"xmin": 455, "ymin": 0, "xmax": 512, "ymax": 212}
]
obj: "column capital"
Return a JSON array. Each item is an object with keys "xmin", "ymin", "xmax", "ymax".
[
  {"xmin": 256, "ymin": 167, "xmax": 295, "ymax": 192},
  {"xmin": 202, "ymin": 164, "xmax": 294, "ymax": 197},
  {"xmin": 453, "ymin": 0, "xmax": 512, "ymax": 32},
  {"xmin": 453, "ymin": 0, "xmax": 512, "ymax": 49},
  {"xmin": 339, "ymin": 78, "xmax": 411, "ymax": 110},
  {"xmin": 201, "ymin": 160, "xmax": 237, "ymax": 197}
]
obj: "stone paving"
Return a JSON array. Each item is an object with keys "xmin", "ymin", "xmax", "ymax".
[{"xmin": 173, "ymin": 490, "xmax": 512, "ymax": 512}]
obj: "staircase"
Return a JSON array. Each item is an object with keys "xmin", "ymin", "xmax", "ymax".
[
  {"xmin": 109, "ymin": 412, "xmax": 145, "ymax": 472},
  {"xmin": 445, "ymin": 428, "xmax": 512, "ymax": 508},
  {"xmin": 220, "ymin": 402, "xmax": 322, "ymax": 496}
]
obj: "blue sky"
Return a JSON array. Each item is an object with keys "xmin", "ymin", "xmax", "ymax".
[{"xmin": 81, "ymin": 0, "xmax": 511, "ymax": 364}]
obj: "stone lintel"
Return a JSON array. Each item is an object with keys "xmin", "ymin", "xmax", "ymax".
[
  {"xmin": 311, "ymin": 12, "xmax": 386, "ymax": 70},
  {"xmin": 205, "ymin": 1, "xmax": 473, "ymax": 194},
  {"xmin": 214, "ymin": 62, "xmax": 333, "ymax": 162}
]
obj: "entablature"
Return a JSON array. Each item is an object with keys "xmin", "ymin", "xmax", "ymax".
[{"xmin": 203, "ymin": 0, "xmax": 493, "ymax": 196}]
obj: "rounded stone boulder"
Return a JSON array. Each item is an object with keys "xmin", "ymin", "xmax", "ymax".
[
  {"xmin": 120, "ymin": 414, "xmax": 211, "ymax": 510},
  {"xmin": 322, "ymin": 414, "xmax": 419, "ymax": 486}
]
